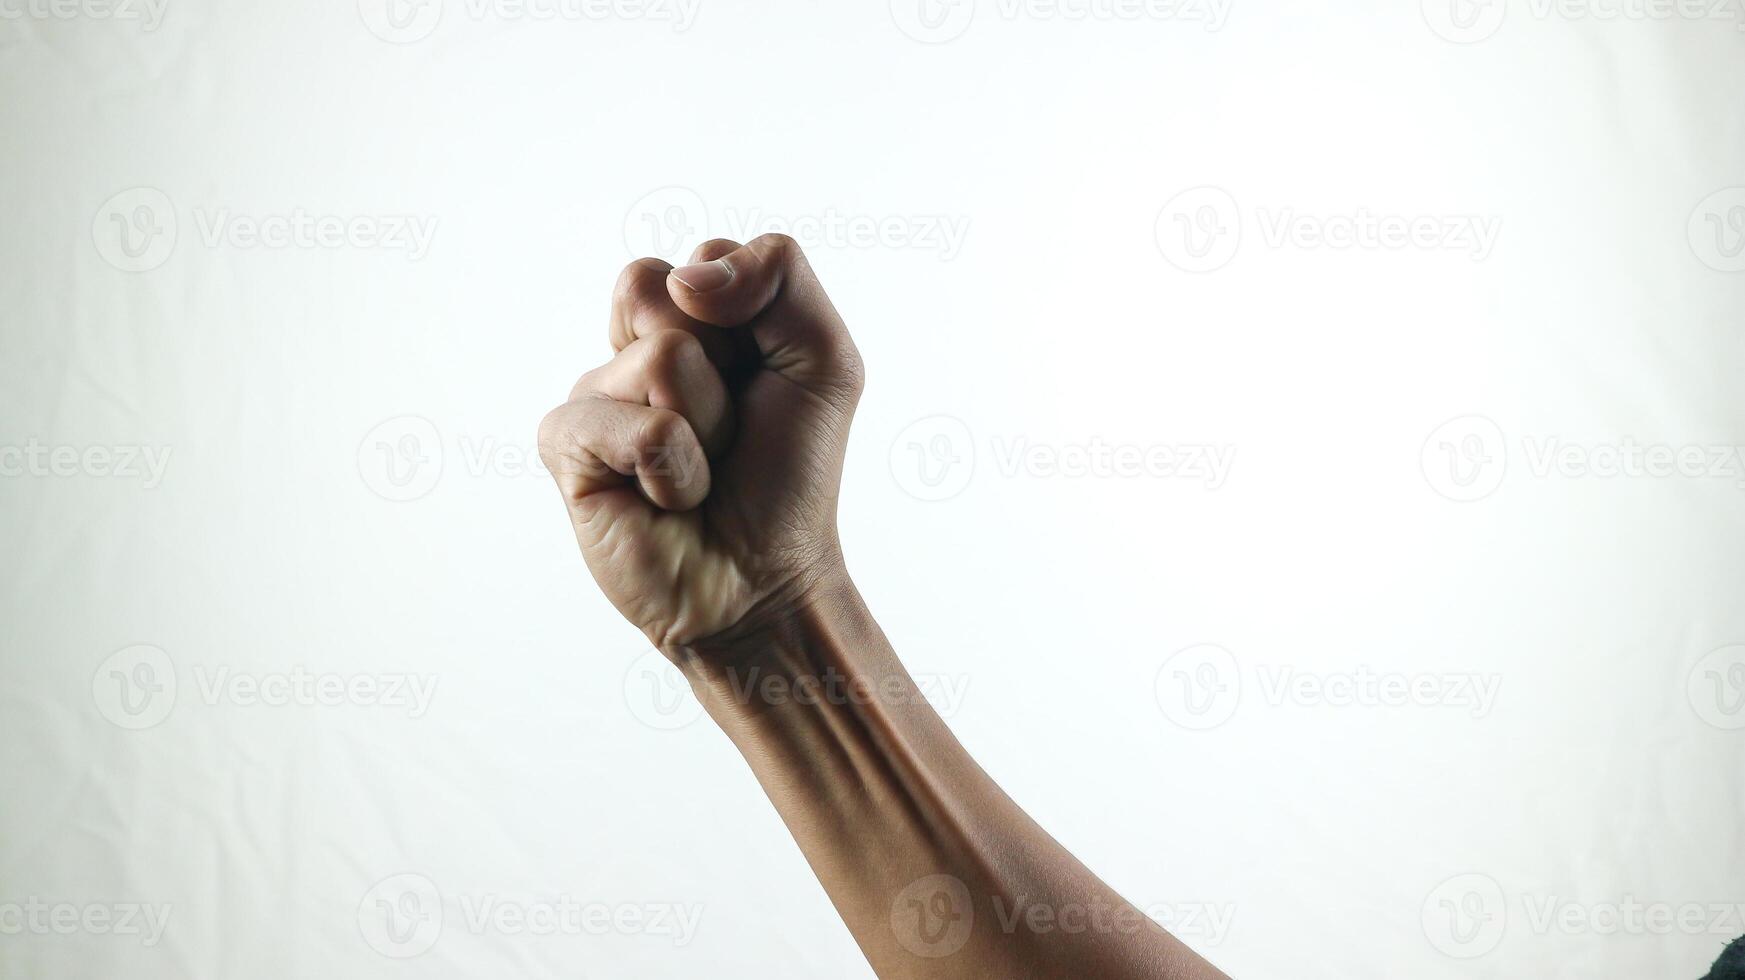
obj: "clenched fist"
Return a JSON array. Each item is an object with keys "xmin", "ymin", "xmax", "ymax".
[
  {"xmin": 538, "ymin": 234, "xmax": 864, "ymax": 652},
  {"xmin": 539, "ymin": 236, "xmax": 1228, "ymax": 980}
]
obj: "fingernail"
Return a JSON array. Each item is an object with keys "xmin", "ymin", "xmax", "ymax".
[{"xmin": 669, "ymin": 259, "xmax": 734, "ymax": 293}]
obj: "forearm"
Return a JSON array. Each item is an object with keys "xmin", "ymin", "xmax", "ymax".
[{"xmin": 666, "ymin": 572, "xmax": 1228, "ymax": 980}]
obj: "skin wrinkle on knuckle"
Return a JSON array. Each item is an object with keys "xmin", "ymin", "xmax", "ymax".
[
  {"xmin": 644, "ymin": 338, "xmax": 715, "ymax": 423},
  {"xmin": 633, "ymin": 407, "xmax": 680, "ymax": 456},
  {"xmin": 633, "ymin": 408, "xmax": 699, "ymax": 486},
  {"xmin": 837, "ymin": 348, "xmax": 867, "ymax": 398},
  {"xmin": 752, "ymin": 231, "xmax": 799, "ymax": 261},
  {"xmin": 640, "ymin": 328, "xmax": 702, "ymax": 381},
  {"xmin": 538, "ymin": 400, "xmax": 629, "ymax": 496},
  {"xmin": 609, "ymin": 269, "xmax": 644, "ymax": 314},
  {"xmin": 536, "ymin": 404, "xmax": 573, "ymax": 467},
  {"xmin": 615, "ymin": 257, "xmax": 670, "ymax": 300},
  {"xmin": 810, "ymin": 329, "xmax": 859, "ymax": 378},
  {"xmin": 611, "ymin": 258, "xmax": 672, "ymax": 347},
  {"xmin": 694, "ymin": 237, "xmax": 740, "ymax": 259},
  {"xmin": 845, "ymin": 344, "xmax": 866, "ymax": 385}
]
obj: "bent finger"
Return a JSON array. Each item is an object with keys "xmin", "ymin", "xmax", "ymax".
[
  {"xmin": 608, "ymin": 256, "xmax": 742, "ymax": 371},
  {"xmin": 664, "ymin": 233, "xmax": 860, "ymax": 395},
  {"xmin": 569, "ymin": 330, "xmax": 732, "ymax": 458},
  {"xmin": 537, "ymin": 398, "xmax": 709, "ymax": 512}
]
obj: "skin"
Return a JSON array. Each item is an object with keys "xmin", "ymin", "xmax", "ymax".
[{"xmin": 539, "ymin": 234, "xmax": 1231, "ymax": 980}]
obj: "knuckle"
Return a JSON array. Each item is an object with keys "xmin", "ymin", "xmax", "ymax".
[
  {"xmin": 693, "ymin": 237, "xmax": 741, "ymax": 258},
  {"xmin": 818, "ymin": 340, "xmax": 865, "ymax": 401},
  {"xmin": 568, "ymin": 364, "xmax": 607, "ymax": 402},
  {"xmin": 637, "ymin": 328, "xmax": 706, "ymax": 381},
  {"xmin": 750, "ymin": 232, "xmax": 801, "ymax": 263},
  {"xmin": 836, "ymin": 343, "xmax": 867, "ymax": 395},
  {"xmin": 632, "ymin": 409, "xmax": 706, "ymax": 493},
  {"xmin": 612, "ymin": 257, "xmax": 672, "ymax": 306},
  {"xmin": 536, "ymin": 404, "xmax": 573, "ymax": 464},
  {"xmin": 634, "ymin": 407, "xmax": 690, "ymax": 456}
]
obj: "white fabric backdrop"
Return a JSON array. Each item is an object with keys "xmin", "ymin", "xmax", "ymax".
[{"xmin": 2, "ymin": 2, "xmax": 1742, "ymax": 977}]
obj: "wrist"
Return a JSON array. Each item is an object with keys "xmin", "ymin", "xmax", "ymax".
[
  {"xmin": 661, "ymin": 565, "xmax": 903, "ymax": 728},
  {"xmin": 661, "ymin": 553, "xmax": 856, "ymax": 665}
]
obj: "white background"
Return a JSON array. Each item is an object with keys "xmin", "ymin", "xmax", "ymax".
[{"xmin": 2, "ymin": 1, "xmax": 1743, "ymax": 977}]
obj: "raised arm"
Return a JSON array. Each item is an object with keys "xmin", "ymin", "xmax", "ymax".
[{"xmin": 538, "ymin": 234, "xmax": 1229, "ymax": 980}]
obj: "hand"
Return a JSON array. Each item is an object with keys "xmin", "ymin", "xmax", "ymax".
[{"xmin": 538, "ymin": 235, "xmax": 865, "ymax": 652}]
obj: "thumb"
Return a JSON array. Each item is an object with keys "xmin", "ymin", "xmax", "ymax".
[{"xmin": 665, "ymin": 233, "xmax": 862, "ymax": 398}]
